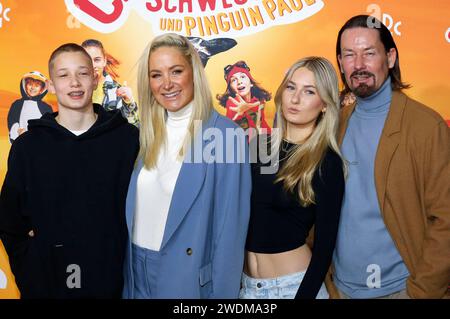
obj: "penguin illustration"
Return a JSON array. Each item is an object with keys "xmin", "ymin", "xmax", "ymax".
[{"xmin": 7, "ymin": 71, "xmax": 53, "ymax": 143}]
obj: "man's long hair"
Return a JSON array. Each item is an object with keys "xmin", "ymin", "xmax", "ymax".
[{"xmin": 336, "ymin": 15, "xmax": 410, "ymax": 94}]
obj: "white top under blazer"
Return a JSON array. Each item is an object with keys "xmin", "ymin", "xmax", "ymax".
[{"xmin": 132, "ymin": 102, "xmax": 193, "ymax": 251}]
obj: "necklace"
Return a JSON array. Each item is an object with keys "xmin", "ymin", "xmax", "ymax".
[{"xmin": 281, "ymin": 139, "xmax": 293, "ymax": 153}]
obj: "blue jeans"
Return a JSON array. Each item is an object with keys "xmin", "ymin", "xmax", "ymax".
[{"xmin": 239, "ymin": 271, "xmax": 329, "ymax": 299}]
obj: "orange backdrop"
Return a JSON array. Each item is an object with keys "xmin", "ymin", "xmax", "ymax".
[{"xmin": 0, "ymin": 0, "xmax": 449, "ymax": 298}]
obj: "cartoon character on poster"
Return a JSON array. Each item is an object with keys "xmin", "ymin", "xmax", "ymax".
[
  {"xmin": 217, "ymin": 61, "xmax": 272, "ymax": 137},
  {"xmin": 82, "ymin": 39, "xmax": 139, "ymax": 126},
  {"xmin": 7, "ymin": 71, "xmax": 53, "ymax": 143}
]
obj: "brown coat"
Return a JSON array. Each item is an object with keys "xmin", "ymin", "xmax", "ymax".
[{"xmin": 325, "ymin": 90, "xmax": 450, "ymax": 299}]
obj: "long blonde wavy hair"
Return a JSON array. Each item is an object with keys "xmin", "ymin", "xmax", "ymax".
[
  {"xmin": 273, "ymin": 57, "xmax": 346, "ymax": 207},
  {"xmin": 137, "ymin": 33, "xmax": 213, "ymax": 168}
]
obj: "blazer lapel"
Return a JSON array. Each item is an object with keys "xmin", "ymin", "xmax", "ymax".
[
  {"xmin": 125, "ymin": 153, "xmax": 206, "ymax": 250},
  {"xmin": 160, "ymin": 159, "xmax": 206, "ymax": 249},
  {"xmin": 160, "ymin": 112, "xmax": 217, "ymax": 249},
  {"xmin": 374, "ymin": 91, "xmax": 406, "ymax": 211},
  {"xmin": 126, "ymin": 160, "xmax": 144, "ymax": 235}
]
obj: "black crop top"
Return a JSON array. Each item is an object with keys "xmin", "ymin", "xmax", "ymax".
[{"xmin": 245, "ymin": 138, "xmax": 345, "ymax": 299}]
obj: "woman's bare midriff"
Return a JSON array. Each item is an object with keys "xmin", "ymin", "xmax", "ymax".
[{"xmin": 244, "ymin": 244, "xmax": 312, "ymax": 279}]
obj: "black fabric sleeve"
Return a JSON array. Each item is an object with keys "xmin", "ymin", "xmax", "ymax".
[
  {"xmin": 295, "ymin": 151, "xmax": 345, "ymax": 299},
  {"xmin": 7, "ymin": 100, "xmax": 21, "ymax": 131},
  {"xmin": 0, "ymin": 140, "xmax": 32, "ymax": 258}
]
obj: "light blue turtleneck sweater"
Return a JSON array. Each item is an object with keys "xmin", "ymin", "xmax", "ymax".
[{"xmin": 333, "ymin": 77, "xmax": 410, "ymax": 298}]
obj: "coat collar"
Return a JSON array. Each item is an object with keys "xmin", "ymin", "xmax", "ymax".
[
  {"xmin": 339, "ymin": 90, "xmax": 407, "ymax": 212},
  {"xmin": 374, "ymin": 91, "xmax": 406, "ymax": 210}
]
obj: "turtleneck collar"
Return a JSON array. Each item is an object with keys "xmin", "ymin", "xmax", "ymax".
[
  {"xmin": 355, "ymin": 77, "xmax": 392, "ymax": 116},
  {"xmin": 166, "ymin": 101, "xmax": 193, "ymax": 128}
]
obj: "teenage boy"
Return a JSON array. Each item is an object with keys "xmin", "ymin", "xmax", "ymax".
[{"xmin": 0, "ymin": 43, "xmax": 139, "ymax": 298}]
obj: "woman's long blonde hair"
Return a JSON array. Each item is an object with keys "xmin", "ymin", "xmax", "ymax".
[
  {"xmin": 273, "ymin": 57, "xmax": 346, "ymax": 206},
  {"xmin": 137, "ymin": 33, "xmax": 212, "ymax": 168}
]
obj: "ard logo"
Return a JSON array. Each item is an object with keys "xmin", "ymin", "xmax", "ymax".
[{"xmin": 366, "ymin": 4, "xmax": 402, "ymax": 36}]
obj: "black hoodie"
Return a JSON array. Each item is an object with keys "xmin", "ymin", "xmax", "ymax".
[{"xmin": 0, "ymin": 105, "xmax": 139, "ymax": 298}]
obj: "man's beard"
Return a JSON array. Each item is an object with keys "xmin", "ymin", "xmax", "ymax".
[
  {"xmin": 353, "ymin": 83, "xmax": 377, "ymax": 98},
  {"xmin": 349, "ymin": 71, "xmax": 376, "ymax": 98}
]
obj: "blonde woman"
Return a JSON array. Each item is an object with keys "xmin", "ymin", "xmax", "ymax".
[
  {"xmin": 242, "ymin": 57, "xmax": 346, "ymax": 299},
  {"xmin": 122, "ymin": 33, "xmax": 251, "ymax": 298}
]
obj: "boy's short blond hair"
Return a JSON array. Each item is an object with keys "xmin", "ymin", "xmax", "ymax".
[{"xmin": 48, "ymin": 43, "xmax": 93, "ymax": 75}]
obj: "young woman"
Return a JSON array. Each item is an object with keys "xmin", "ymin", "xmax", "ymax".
[
  {"xmin": 122, "ymin": 33, "xmax": 251, "ymax": 298},
  {"xmin": 81, "ymin": 39, "xmax": 139, "ymax": 126},
  {"xmin": 241, "ymin": 57, "xmax": 346, "ymax": 299},
  {"xmin": 217, "ymin": 61, "xmax": 272, "ymax": 136}
]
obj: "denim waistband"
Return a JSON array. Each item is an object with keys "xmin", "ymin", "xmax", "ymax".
[{"xmin": 241, "ymin": 270, "xmax": 307, "ymax": 289}]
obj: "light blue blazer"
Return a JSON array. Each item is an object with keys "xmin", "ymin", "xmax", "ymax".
[{"xmin": 123, "ymin": 111, "xmax": 251, "ymax": 298}]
